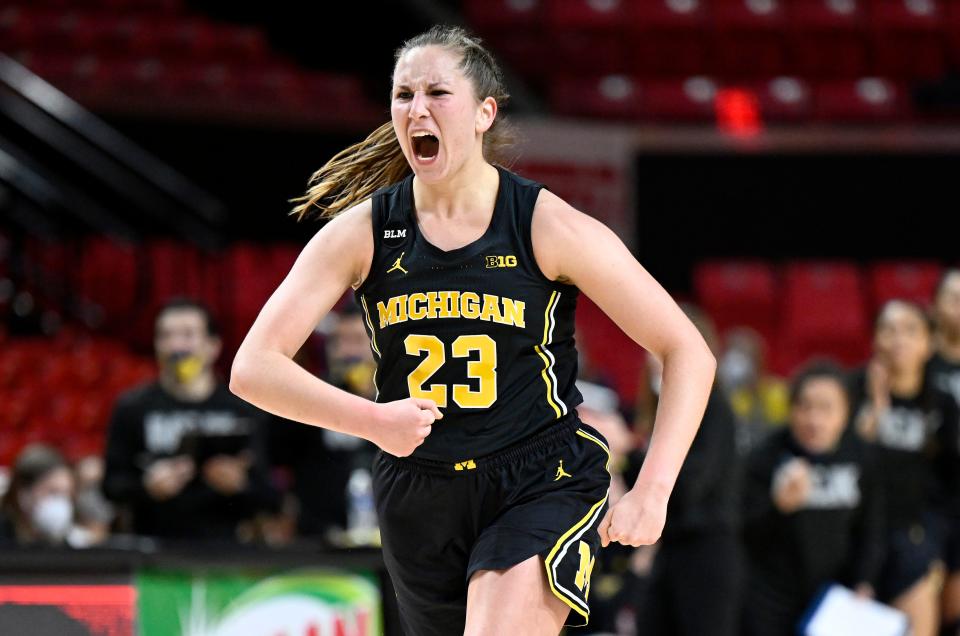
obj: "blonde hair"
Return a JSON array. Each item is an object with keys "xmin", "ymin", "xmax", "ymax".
[{"xmin": 290, "ymin": 25, "xmax": 517, "ymax": 221}]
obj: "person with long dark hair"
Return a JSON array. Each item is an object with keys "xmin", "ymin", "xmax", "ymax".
[
  {"xmin": 928, "ymin": 270, "xmax": 960, "ymax": 635},
  {"xmin": 852, "ymin": 300, "xmax": 960, "ymax": 636}
]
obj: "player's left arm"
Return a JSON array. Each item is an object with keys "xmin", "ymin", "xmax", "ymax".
[{"xmin": 531, "ymin": 189, "xmax": 717, "ymax": 548}]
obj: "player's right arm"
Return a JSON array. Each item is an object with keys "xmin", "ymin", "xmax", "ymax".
[{"xmin": 229, "ymin": 200, "xmax": 441, "ymax": 457}]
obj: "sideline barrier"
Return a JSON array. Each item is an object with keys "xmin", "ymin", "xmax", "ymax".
[{"xmin": 0, "ymin": 544, "xmax": 401, "ymax": 636}]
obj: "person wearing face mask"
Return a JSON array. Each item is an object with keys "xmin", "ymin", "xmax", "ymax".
[
  {"xmin": 718, "ymin": 327, "xmax": 790, "ymax": 455},
  {"xmin": 102, "ymin": 298, "xmax": 278, "ymax": 540},
  {"xmin": 849, "ymin": 300, "xmax": 960, "ymax": 636},
  {"xmin": 0, "ymin": 444, "xmax": 77, "ymax": 546},
  {"xmin": 269, "ymin": 304, "xmax": 379, "ymax": 539},
  {"xmin": 630, "ymin": 305, "xmax": 742, "ymax": 636},
  {"xmin": 742, "ymin": 362, "xmax": 884, "ymax": 636}
]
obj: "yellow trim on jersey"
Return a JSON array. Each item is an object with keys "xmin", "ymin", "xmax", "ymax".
[
  {"xmin": 543, "ymin": 428, "xmax": 612, "ymax": 623},
  {"xmin": 576, "ymin": 429, "xmax": 611, "ymax": 471},
  {"xmin": 359, "ymin": 294, "xmax": 381, "ymax": 357},
  {"xmin": 534, "ymin": 290, "xmax": 567, "ymax": 419},
  {"xmin": 544, "ymin": 494, "xmax": 608, "ymax": 621}
]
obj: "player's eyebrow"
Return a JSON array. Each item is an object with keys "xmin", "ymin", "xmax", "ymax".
[{"xmin": 394, "ymin": 81, "xmax": 450, "ymax": 91}]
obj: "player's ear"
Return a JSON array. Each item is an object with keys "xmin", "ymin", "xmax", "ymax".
[{"xmin": 475, "ymin": 96, "xmax": 497, "ymax": 135}]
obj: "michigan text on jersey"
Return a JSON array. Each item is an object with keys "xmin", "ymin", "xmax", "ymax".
[{"xmin": 376, "ymin": 292, "xmax": 526, "ymax": 329}]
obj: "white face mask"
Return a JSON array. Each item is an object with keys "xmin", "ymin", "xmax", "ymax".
[
  {"xmin": 719, "ymin": 349, "xmax": 756, "ymax": 390},
  {"xmin": 31, "ymin": 495, "xmax": 74, "ymax": 541}
]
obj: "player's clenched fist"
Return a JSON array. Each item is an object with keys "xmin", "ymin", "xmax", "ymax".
[
  {"xmin": 598, "ymin": 487, "xmax": 668, "ymax": 548},
  {"xmin": 371, "ymin": 397, "xmax": 443, "ymax": 457}
]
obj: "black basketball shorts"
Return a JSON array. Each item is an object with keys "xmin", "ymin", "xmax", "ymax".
[{"xmin": 371, "ymin": 412, "xmax": 611, "ymax": 636}]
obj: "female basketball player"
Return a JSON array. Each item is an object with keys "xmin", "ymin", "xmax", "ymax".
[{"xmin": 230, "ymin": 25, "xmax": 715, "ymax": 636}]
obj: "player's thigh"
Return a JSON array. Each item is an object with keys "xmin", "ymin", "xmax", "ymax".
[{"xmin": 464, "ymin": 554, "xmax": 569, "ymax": 636}]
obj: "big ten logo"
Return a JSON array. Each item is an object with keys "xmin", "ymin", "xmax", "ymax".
[{"xmin": 485, "ymin": 255, "xmax": 517, "ymax": 269}]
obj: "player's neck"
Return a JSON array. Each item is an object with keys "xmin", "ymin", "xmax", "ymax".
[
  {"xmin": 412, "ymin": 158, "xmax": 498, "ymax": 219},
  {"xmin": 159, "ymin": 372, "xmax": 217, "ymax": 403}
]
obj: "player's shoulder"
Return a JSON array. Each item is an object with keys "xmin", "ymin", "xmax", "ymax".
[
  {"xmin": 308, "ymin": 197, "xmax": 374, "ymax": 250},
  {"xmin": 366, "ymin": 174, "xmax": 409, "ymax": 217},
  {"xmin": 500, "ymin": 164, "xmax": 544, "ymax": 192},
  {"xmin": 530, "ymin": 186, "xmax": 607, "ymax": 248}
]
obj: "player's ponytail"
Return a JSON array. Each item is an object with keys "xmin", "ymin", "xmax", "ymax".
[
  {"xmin": 289, "ymin": 122, "xmax": 410, "ymax": 221},
  {"xmin": 290, "ymin": 24, "xmax": 517, "ymax": 221}
]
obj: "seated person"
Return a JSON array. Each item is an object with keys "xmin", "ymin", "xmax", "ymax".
[
  {"xmin": 742, "ymin": 362, "xmax": 884, "ymax": 636},
  {"xmin": 0, "ymin": 444, "xmax": 77, "ymax": 547}
]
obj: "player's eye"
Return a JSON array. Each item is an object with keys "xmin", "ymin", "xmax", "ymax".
[
  {"xmin": 430, "ymin": 90, "xmax": 449, "ymax": 96},
  {"xmin": 395, "ymin": 91, "xmax": 413, "ymax": 100}
]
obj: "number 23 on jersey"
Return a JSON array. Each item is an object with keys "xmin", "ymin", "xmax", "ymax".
[{"xmin": 405, "ymin": 334, "xmax": 497, "ymax": 408}]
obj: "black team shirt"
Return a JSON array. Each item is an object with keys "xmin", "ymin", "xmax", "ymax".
[
  {"xmin": 353, "ymin": 165, "xmax": 583, "ymax": 462},
  {"xmin": 847, "ymin": 367, "xmax": 960, "ymax": 527},
  {"xmin": 743, "ymin": 428, "xmax": 884, "ymax": 608},
  {"xmin": 102, "ymin": 381, "xmax": 278, "ymax": 539},
  {"xmin": 928, "ymin": 351, "xmax": 960, "ymax": 410}
]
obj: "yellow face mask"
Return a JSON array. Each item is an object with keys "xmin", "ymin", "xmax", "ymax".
[
  {"xmin": 342, "ymin": 360, "xmax": 377, "ymax": 397},
  {"xmin": 170, "ymin": 353, "xmax": 204, "ymax": 384}
]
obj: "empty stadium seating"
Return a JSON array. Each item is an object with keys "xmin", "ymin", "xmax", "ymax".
[
  {"xmin": 465, "ymin": 0, "xmax": 960, "ymax": 123},
  {"xmin": 0, "ymin": 2, "xmax": 381, "ymax": 125},
  {"xmin": 0, "ymin": 332, "xmax": 154, "ymax": 465}
]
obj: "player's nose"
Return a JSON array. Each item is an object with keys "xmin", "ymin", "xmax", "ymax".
[{"xmin": 409, "ymin": 90, "xmax": 429, "ymax": 119}]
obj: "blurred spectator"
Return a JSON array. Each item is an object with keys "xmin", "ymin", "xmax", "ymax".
[
  {"xmin": 929, "ymin": 269, "xmax": 960, "ymax": 635},
  {"xmin": 0, "ymin": 444, "xmax": 78, "ymax": 547},
  {"xmin": 631, "ymin": 305, "xmax": 741, "ymax": 636},
  {"xmin": 269, "ymin": 303, "xmax": 377, "ymax": 540},
  {"xmin": 718, "ymin": 327, "xmax": 789, "ymax": 454},
  {"xmin": 102, "ymin": 298, "xmax": 278, "ymax": 540},
  {"xmin": 850, "ymin": 300, "xmax": 960, "ymax": 636},
  {"xmin": 71, "ymin": 455, "xmax": 114, "ymax": 547},
  {"xmin": 931, "ymin": 268, "xmax": 960, "ymax": 405},
  {"xmin": 572, "ymin": 378, "xmax": 638, "ymax": 635},
  {"xmin": 742, "ymin": 362, "xmax": 883, "ymax": 636}
]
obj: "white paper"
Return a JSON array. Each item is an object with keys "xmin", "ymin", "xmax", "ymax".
[{"xmin": 803, "ymin": 584, "xmax": 909, "ymax": 636}]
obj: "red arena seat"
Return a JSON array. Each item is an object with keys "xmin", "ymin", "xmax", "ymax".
[
  {"xmin": 713, "ymin": 0, "xmax": 790, "ymax": 79},
  {"xmin": 693, "ymin": 260, "xmax": 779, "ymax": 340},
  {"xmin": 788, "ymin": 0, "xmax": 870, "ymax": 78},
  {"xmin": 867, "ymin": 260, "xmax": 944, "ymax": 311},
  {"xmin": 631, "ymin": 0, "xmax": 710, "ymax": 77},
  {"xmin": 870, "ymin": 0, "xmax": 948, "ymax": 80},
  {"xmin": 753, "ymin": 76, "xmax": 814, "ymax": 122},
  {"xmin": 776, "ymin": 261, "xmax": 870, "ymax": 371},
  {"xmin": 814, "ymin": 77, "xmax": 908, "ymax": 122}
]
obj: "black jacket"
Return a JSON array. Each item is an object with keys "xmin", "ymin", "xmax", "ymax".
[
  {"xmin": 743, "ymin": 428, "xmax": 885, "ymax": 604},
  {"xmin": 102, "ymin": 381, "xmax": 279, "ymax": 539}
]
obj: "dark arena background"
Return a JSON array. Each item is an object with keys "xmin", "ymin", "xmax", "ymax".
[{"xmin": 1, "ymin": 1, "xmax": 959, "ymax": 635}]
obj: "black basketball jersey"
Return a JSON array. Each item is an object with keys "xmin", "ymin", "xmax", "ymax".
[{"xmin": 353, "ymin": 164, "xmax": 583, "ymax": 463}]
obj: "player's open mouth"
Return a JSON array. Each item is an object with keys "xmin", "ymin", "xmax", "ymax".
[{"xmin": 412, "ymin": 132, "xmax": 440, "ymax": 162}]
